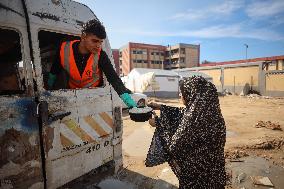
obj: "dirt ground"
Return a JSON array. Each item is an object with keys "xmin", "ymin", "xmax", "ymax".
[{"xmin": 114, "ymin": 95, "xmax": 284, "ymax": 189}]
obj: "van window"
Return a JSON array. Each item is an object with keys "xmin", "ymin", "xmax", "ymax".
[
  {"xmin": 38, "ymin": 30, "xmax": 80, "ymax": 90},
  {"xmin": 0, "ymin": 28, "xmax": 25, "ymax": 95}
]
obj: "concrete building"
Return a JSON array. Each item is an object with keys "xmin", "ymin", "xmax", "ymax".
[
  {"xmin": 164, "ymin": 43, "xmax": 200, "ymax": 70},
  {"xmin": 119, "ymin": 42, "xmax": 166, "ymax": 76},
  {"xmin": 119, "ymin": 42, "xmax": 200, "ymax": 75},
  {"xmin": 111, "ymin": 49, "xmax": 120, "ymax": 75}
]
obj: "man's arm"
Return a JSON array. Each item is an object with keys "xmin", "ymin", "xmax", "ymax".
[
  {"xmin": 98, "ymin": 51, "xmax": 131, "ymax": 95},
  {"xmin": 99, "ymin": 50, "xmax": 136, "ymax": 108}
]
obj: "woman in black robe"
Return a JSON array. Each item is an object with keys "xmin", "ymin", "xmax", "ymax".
[{"xmin": 146, "ymin": 76, "xmax": 226, "ymax": 189}]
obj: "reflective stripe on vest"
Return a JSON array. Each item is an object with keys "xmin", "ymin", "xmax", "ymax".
[{"xmin": 60, "ymin": 40, "xmax": 102, "ymax": 89}]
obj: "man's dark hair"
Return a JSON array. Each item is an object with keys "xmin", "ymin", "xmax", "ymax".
[{"xmin": 82, "ymin": 19, "xmax": 106, "ymax": 39}]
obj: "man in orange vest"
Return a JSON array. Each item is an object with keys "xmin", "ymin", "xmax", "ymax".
[{"xmin": 48, "ymin": 19, "xmax": 137, "ymax": 108}]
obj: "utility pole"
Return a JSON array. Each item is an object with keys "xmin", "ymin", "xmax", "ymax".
[
  {"xmin": 244, "ymin": 44, "xmax": 248, "ymax": 63},
  {"xmin": 168, "ymin": 44, "xmax": 172, "ymax": 69}
]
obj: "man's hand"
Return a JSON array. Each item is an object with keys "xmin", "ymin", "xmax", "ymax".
[
  {"xmin": 148, "ymin": 102, "xmax": 162, "ymax": 110},
  {"xmin": 120, "ymin": 93, "xmax": 137, "ymax": 108}
]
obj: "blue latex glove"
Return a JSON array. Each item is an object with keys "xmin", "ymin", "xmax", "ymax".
[
  {"xmin": 120, "ymin": 93, "xmax": 137, "ymax": 108},
  {"xmin": 48, "ymin": 73, "xmax": 56, "ymax": 88}
]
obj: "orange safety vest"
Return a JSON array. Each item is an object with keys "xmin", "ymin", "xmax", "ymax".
[{"xmin": 60, "ymin": 40, "xmax": 102, "ymax": 89}]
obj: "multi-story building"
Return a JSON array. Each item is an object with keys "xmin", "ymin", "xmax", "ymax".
[
  {"xmin": 111, "ymin": 49, "xmax": 120, "ymax": 75},
  {"xmin": 164, "ymin": 43, "xmax": 200, "ymax": 70},
  {"xmin": 119, "ymin": 42, "xmax": 166, "ymax": 76},
  {"xmin": 119, "ymin": 42, "xmax": 200, "ymax": 75}
]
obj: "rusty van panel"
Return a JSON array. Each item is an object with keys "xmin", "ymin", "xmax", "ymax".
[{"xmin": 0, "ymin": 97, "xmax": 43, "ymax": 189}]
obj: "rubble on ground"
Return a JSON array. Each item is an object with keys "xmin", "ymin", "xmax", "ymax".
[
  {"xmin": 246, "ymin": 137, "xmax": 284, "ymax": 150},
  {"xmin": 246, "ymin": 94, "xmax": 260, "ymax": 98},
  {"xmin": 225, "ymin": 149, "xmax": 249, "ymax": 160},
  {"xmin": 254, "ymin": 121, "xmax": 282, "ymax": 131},
  {"xmin": 223, "ymin": 89, "xmax": 232, "ymax": 96}
]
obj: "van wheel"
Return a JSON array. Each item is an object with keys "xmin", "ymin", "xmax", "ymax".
[{"xmin": 137, "ymin": 98, "xmax": 146, "ymax": 107}]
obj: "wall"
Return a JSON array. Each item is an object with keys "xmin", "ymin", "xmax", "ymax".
[
  {"xmin": 190, "ymin": 62, "xmax": 284, "ymax": 96},
  {"xmin": 278, "ymin": 60, "xmax": 283, "ymax": 70},
  {"xmin": 111, "ymin": 49, "xmax": 120, "ymax": 74},
  {"xmin": 223, "ymin": 66, "xmax": 259, "ymax": 94},
  {"xmin": 199, "ymin": 69, "xmax": 222, "ymax": 91},
  {"xmin": 185, "ymin": 47, "xmax": 199, "ymax": 68},
  {"xmin": 120, "ymin": 46, "xmax": 130, "ymax": 75},
  {"xmin": 265, "ymin": 73, "xmax": 284, "ymax": 91}
]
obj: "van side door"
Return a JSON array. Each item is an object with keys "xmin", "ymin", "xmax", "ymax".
[{"xmin": 0, "ymin": 10, "xmax": 44, "ymax": 189}]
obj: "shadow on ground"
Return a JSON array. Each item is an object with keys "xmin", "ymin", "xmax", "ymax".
[
  {"xmin": 60, "ymin": 161, "xmax": 178, "ymax": 189},
  {"xmin": 114, "ymin": 168, "xmax": 178, "ymax": 189}
]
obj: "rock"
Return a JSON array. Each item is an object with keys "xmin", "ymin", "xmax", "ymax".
[
  {"xmin": 237, "ymin": 172, "xmax": 246, "ymax": 183},
  {"xmin": 251, "ymin": 176, "xmax": 274, "ymax": 187}
]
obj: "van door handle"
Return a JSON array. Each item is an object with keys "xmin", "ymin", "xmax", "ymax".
[{"xmin": 48, "ymin": 111, "xmax": 71, "ymax": 123}]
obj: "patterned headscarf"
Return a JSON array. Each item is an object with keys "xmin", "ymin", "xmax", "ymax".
[{"xmin": 179, "ymin": 76, "xmax": 218, "ymax": 107}]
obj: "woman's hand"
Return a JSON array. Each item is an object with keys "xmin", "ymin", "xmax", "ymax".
[
  {"xmin": 148, "ymin": 102, "xmax": 162, "ymax": 110},
  {"xmin": 148, "ymin": 118, "xmax": 156, "ymax": 127}
]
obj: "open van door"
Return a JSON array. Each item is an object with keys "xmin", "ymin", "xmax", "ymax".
[
  {"xmin": 26, "ymin": 0, "xmax": 123, "ymax": 188},
  {"xmin": 0, "ymin": 1, "xmax": 45, "ymax": 188}
]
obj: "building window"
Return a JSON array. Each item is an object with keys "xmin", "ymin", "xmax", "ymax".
[
  {"xmin": 133, "ymin": 50, "xmax": 147, "ymax": 55},
  {"xmin": 134, "ymin": 59, "xmax": 147, "ymax": 63},
  {"xmin": 151, "ymin": 51, "xmax": 164, "ymax": 56},
  {"xmin": 150, "ymin": 60, "xmax": 163, "ymax": 64}
]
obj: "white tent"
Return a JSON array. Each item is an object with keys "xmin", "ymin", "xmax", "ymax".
[{"xmin": 125, "ymin": 68, "xmax": 180, "ymax": 98}]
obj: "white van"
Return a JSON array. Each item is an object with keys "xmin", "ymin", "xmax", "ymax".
[{"xmin": 0, "ymin": 0, "xmax": 123, "ymax": 188}]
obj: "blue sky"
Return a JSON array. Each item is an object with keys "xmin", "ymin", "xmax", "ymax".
[{"xmin": 75, "ymin": 0, "xmax": 284, "ymax": 62}]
